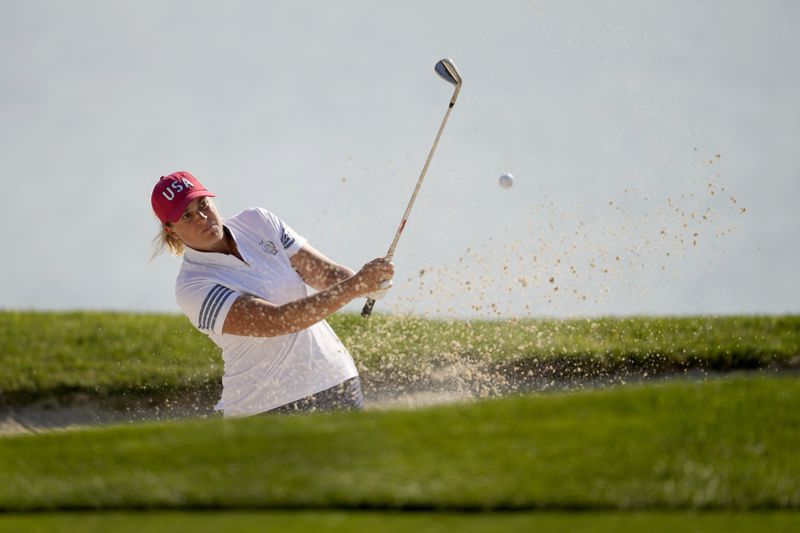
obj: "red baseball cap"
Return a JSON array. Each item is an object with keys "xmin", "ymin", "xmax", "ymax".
[{"xmin": 151, "ymin": 171, "xmax": 216, "ymax": 224}]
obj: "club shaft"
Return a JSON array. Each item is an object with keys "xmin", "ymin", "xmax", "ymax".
[
  {"xmin": 385, "ymin": 104, "xmax": 454, "ymax": 261},
  {"xmin": 362, "ymin": 87, "xmax": 458, "ymax": 318}
]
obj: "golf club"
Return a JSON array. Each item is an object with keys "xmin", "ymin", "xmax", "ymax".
[{"xmin": 362, "ymin": 58, "xmax": 462, "ymax": 318}]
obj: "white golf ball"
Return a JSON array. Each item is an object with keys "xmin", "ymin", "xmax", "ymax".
[{"xmin": 499, "ymin": 173, "xmax": 514, "ymax": 189}]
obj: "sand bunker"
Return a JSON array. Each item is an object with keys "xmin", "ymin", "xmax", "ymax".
[{"xmin": 0, "ymin": 362, "xmax": 720, "ymax": 436}]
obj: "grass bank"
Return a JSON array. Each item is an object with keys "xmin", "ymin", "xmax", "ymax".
[
  {"xmin": 0, "ymin": 376, "xmax": 798, "ymax": 511},
  {"xmin": 0, "ymin": 311, "xmax": 798, "ymax": 403}
]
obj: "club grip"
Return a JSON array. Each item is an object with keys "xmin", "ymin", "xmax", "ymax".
[{"xmin": 361, "ymin": 297, "xmax": 376, "ymax": 318}]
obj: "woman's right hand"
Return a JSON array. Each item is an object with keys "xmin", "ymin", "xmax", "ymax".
[{"xmin": 352, "ymin": 257, "xmax": 395, "ymax": 296}]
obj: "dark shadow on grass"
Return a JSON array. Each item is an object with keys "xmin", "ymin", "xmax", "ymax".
[{"xmin": 2, "ymin": 355, "xmax": 797, "ymax": 435}]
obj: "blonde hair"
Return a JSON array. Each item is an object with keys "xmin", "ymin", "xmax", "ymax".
[{"xmin": 150, "ymin": 222, "xmax": 185, "ymax": 259}]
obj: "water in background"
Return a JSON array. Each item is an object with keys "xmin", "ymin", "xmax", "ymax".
[{"xmin": 0, "ymin": 1, "xmax": 797, "ymax": 317}]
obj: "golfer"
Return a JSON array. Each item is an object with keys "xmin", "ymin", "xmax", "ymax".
[{"xmin": 151, "ymin": 171, "xmax": 394, "ymax": 416}]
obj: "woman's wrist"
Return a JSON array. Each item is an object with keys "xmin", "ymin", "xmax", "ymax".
[{"xmin": 337, "ymin": 274, "xmax": 365, "ymax": 299}]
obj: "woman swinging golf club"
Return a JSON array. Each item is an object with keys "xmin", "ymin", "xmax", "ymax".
[{"xmin": 150, "ymin": 171, "xmax": 394, "ymax": 416}]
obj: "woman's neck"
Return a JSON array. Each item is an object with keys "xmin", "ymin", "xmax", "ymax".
[{"xmin": 221, "ymin": 225, "xmax": 245, "ymax": 262}]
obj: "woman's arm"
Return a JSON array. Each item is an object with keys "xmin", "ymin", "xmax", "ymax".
[
  {"xmin": 290, "ymin": 244, "xmax": 355, "ymax": 291},
  {"xmin": 221, "ymin": 257, "xmax": 393, "ymax": 337}
]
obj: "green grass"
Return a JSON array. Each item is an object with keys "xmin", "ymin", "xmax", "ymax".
[
  {"xmin": 0, "ymin": 311, "xmax": 220, "ymax": 400},
  {"xmin": 0, "ymin": 311, "xmax": 798, "ymax": 401},
  {"xmin": 0, "ymin": 375, "xmax": 798, "ymax": 512},
  {"xmin": 1, "ymin": 511, "xmax": 798, "ymax": 533}
]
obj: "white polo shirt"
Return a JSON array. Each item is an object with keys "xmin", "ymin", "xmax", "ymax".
[{"xmin": 175, "ymin": 207, "xmax": 358, "ymax": 417}]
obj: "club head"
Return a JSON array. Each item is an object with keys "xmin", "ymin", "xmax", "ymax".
[{"xmin": 435, "ymin": 58, "xmax": 462, "ymax": 87}]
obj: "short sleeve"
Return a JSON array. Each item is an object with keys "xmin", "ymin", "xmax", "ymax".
[
  {"xmin": 255, "ymin": 208, "xmax": 307, "ymax": 257},
  {"xmin": 176, "ymin": 279, "xmax": 240, "ymax": 335}
]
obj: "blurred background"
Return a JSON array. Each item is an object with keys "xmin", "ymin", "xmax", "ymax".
[{"xmin": 1, "ymin": 0, "xmax": 797, "ymax": 318}]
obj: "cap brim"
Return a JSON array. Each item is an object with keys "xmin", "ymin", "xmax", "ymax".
[{"xmin": 166, "ymin": 190, "xmax": 216, "ymax": 223}]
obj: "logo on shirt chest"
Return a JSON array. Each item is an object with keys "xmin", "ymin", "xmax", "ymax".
[{"xmin": 259, "ymin": 239, "xmax": 279, "ymax": 255}]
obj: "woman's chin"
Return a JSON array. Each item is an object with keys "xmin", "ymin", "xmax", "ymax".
[{"xmin": 190, "ymin": 232, "xmax": 225, "ymax": 252}]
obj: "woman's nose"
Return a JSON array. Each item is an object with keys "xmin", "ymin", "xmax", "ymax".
[{"xmin": 198, "ymin": 210, "xmax": 208, "ymax": 221}]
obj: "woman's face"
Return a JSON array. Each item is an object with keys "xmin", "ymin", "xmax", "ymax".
[{"xmin": 168, "ymin": 196, "xmax": 225, "ymax": 252}]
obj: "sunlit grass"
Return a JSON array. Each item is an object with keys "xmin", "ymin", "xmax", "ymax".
[{"xmin": 0, "ymin": 376, "xmax": 798, "ymax": 511}]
